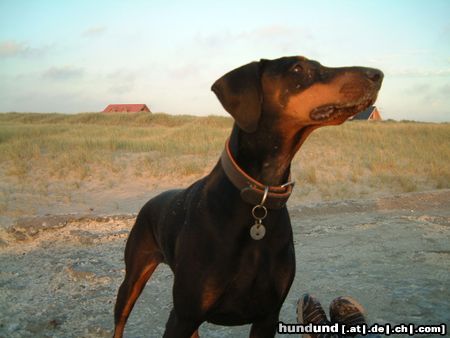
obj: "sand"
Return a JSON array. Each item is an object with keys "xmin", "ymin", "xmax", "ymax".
[{"xmin": 0, "ymin": 189, "xmax": 449, "ymax": 337}]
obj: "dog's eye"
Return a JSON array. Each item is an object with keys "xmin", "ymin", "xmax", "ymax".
[{"xmin": 292, "ymin": 64, "xmax": 303, "ymax": 73}]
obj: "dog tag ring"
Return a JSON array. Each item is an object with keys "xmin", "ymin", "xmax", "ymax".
[
  {"xmin": 250, "ymin": 222, "xmax": 266, "ymax": 240},
  {"xmin": 249, "ymin": 188, "xmax": 268, "ymax": 240}
]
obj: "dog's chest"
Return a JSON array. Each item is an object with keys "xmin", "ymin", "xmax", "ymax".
[{"xmin": 206, "ymin": 243, "xmax": 295, "ymax": 325}]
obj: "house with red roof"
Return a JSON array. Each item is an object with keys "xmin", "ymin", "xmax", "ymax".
[{"xmin": 102, "ymin": 104, "xmax": 151, "ymax": 113}]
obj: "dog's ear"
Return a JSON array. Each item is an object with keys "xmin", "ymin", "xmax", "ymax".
[{"xmin": 211, "ymin": 61, "xmax": 262, "ymax": 133}]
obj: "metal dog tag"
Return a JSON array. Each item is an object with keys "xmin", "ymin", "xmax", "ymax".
[{"xmin": 250, "ymin": 223, "xmax": 266, "ymax": 240}]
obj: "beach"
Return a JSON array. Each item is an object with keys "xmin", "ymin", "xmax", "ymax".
[{"xmin": 1, "ymin": 189, "xmax": 449, "ymax": 337}]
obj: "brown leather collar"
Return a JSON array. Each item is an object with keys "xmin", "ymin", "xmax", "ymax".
[{"xmin": 220, "ymin": 139, "xmax": 294, "ymax": 209}]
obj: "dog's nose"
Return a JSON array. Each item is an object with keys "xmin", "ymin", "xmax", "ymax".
[{"xmin": 364, "ymin": 68, "xmax": 384, "ymax": 84}]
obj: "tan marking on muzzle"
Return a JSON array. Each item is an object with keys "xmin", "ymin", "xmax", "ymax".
[{"xmin": 284, "ymin": 73, "xmax": 365, "ymax": 123}]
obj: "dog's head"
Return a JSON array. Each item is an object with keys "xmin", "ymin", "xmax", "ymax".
[{"xmin": 212, "ymin": 56, "xmax": 383, "ymax": 133}]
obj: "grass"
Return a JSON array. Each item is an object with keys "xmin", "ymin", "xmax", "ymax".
[
  {"xmin": 292, "ymin": 120, "xmax": 450, "ymax": 200},
  {"xmin": 0, "ymin": 112, "xmax": 231, "ymax": 179},
  {"xmin": 0, "ymin": 112, "xmax": 449, "ymax": 210}
]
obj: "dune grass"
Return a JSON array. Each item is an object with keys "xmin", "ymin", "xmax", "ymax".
[
  {"xmin": 0, "ymin": 112, "xmax": 449, "ymax": 208},
  {"xmin": 292, "ymin": 120, "xmax": 450, "ymax": 200},
  {"xmin": 0, "ymin": 112, "xmax": 231, "ymax": 179}
]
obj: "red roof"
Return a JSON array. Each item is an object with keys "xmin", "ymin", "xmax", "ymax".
[{"xmin": 102, "ymin": 104, "xmax": 151, "ymax": 113}]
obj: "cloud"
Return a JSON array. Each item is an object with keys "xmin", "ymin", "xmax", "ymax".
[
  {"xmin": 82, "ymin": 26, "xmax": 107, "ymax": 37},
  {"xmin": 0, "ymin": 40, "xmax": 26, "ymax": 57},
  {"xmin": 194, "ymin": 24, "xmax": 309, "ymax": 48},
  {"xmin": 0, "ymin": 40, "xmax": 44, "ymax": 58},
  {"xmin": 0, "ymin": 40, "xmax": 53, "ymax": 58},
  {"xmin": 43, "ymin": 65, "xmax": 84, "ymax": 80}
]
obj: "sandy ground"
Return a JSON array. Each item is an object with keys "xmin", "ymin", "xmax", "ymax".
[{"xmin": 0, "ymin": 189, "xmax": 449, "ymax": 337}]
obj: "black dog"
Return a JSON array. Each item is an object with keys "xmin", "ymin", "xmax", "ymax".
[{"xmin": 113, "ymin": 56, "xmax": 383, "ymax": 337}]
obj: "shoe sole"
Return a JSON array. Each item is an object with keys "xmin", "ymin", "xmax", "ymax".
[{"xmin": 330, "ymin": 295, "xmax": 367, "ymax": 324}]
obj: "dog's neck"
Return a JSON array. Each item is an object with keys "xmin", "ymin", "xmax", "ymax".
[{"xmin": 228, "ymin": 120, "xmax": 315, "ymax": 187}]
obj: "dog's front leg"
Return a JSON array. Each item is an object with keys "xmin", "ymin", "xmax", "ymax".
[
  {"xmin": 249, "ymin": 311, "xmax": 280, "ymax": 338},
  {"xmin": 163, "ymin": 308, "xmax": 201, "ymax": 338}
]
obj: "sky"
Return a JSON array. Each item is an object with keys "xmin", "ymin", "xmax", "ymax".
[{"xmin": 0, "ymin": 0, "xmax": 449, "ymax": 122}]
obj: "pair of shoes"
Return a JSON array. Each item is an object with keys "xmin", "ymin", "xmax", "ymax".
[{"xmin": 297, "ymin": 294, "xmax": 367, "ymax": 338}]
